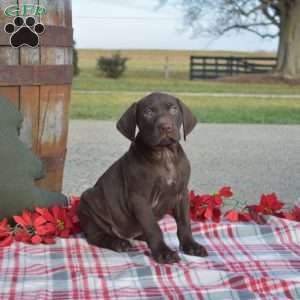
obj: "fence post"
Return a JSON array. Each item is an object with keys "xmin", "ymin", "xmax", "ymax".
[
  {"xmin": 190, "ymin": 56, "xmax": 193, "ymax": 80},
  {"xmin": 189, "ymin": 55, "xmax": 276, "ymax": 80},
  {"xmin": 203, "ymin": 57, "xmax": 206, "ymax": 78},
  {"xmin": 164, "ymin": 56, "xmax": 170, "ymax": 80}
]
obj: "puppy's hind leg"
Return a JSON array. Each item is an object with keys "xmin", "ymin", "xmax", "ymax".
[
  {"xmin": 79, "ymin": 188, "xmax": 132, "ymax": 252},
  {"xmin": 86, "ymin": 224, "xmax": 132, "ymax": 252},
  {"xmin": 79, "ymin": 210, "xmax": 132, "ymax": 252}
]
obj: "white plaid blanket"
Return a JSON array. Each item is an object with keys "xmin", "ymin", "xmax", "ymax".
[{"xmin": 1, "ymin": 215, "xmax": 300, "ymax": 299}]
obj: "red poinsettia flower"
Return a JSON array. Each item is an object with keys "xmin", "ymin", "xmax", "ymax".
[
  {"xmin": 248, "ymin": 193, "xmax": 284, "ymax": 215},
  {"xmin": 224, "ymin": 210, "xmax": 239, "ymax": 222},
  {"xmin": 14, "ymin": 228, "xmax": 30, "ymax": 243},
  {"xmin": 283, "ymin": 207, "xmax": 300, "ymax": 222},
  {"xmin": 36, "ymin": 205, "xmax": 73, "ymax": 238},
  {"xmin": 224, "ymin": 210, "xmax": 252, "ymax": 222},
  {"xmin": 13, "ymin": 210, "xmax": 54, "ymax": 244},
  {"xmin": 189, "ymin": 191, "xmax": 222, "ymax": 222},
  {"xmin": 0, "ymin": 219, "xmax": 14, "ymax": 247},
  {"xmin": 238, "ymin": 212, "xmax": 252, "ymax": 222},
  {"xmin": 212, "ymin": 194, "xmax": 223, "ymax": 206},
  {"xmin": 292, "ymin": 207, "xmax": 300, "ymax": 220},
  {"xmin": 218, "ymin": 186, "xmax": 233, "ymax": 198}
]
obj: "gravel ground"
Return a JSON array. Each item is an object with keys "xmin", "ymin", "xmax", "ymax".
[{"xmin": 63, "ymin": 121, "xmax": 300, "ymax": 206}]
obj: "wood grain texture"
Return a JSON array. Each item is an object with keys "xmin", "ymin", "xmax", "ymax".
[
  {"xmin": 0, "ymin": 0, "xmax": 72, "ymax": 193},
  {"xmin": 41, "ymin": 47, "xmax": 65, "ymax": 65},
  {"xmin": 36, "ymin": 84, "xmax": 70, "ymax": 192},
  {"xmin": 36, "ymin": 169, "xmax": 64, "ymax": 192},
  {"xmin": 63, "ymin": 0, "xmax": 72, "ymax": 27},
  {"xmin": 0, "ymin": 65, "xmax": 73, "ymax": 85},
  {"xmin": 0, "ymin": 47, "xmax": 19, "ymax": 65},
  {"xmin": 64, "ymin": 47, "xmax": 73, "ymax": 65},
  {"xmin": 20, "ymin": 47, "xmax": 40, "ymax": 65},
  {"xmin": 41, "ymin": 0, "xmax": 65, "ymax": 26},
  {"xmin": 39, "ymin": 26, "xmax": 73, "ymax": 46}
]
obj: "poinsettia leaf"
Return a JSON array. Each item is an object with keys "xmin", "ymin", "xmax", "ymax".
[
  {"xmin": 22, "ymin": 210, "xmax": 32, "ymax": 226},
  {"xmin": 31, "ymin": 235, "xmax": 42, "ymax": 244},
  {"xmin": 225, "ymin": 210, "xmax": 239, "ymax": 222},
  {"xmin": 15, "ymin": 230, "xmax": 31, "ymax": 242},
  {"xmin": 189, "ymin": 190, "xmax": 196, "ymax": 200},
  {"xmin": 36, "ymin": 225, "xmax": 49, "ymax": 236},
  {"xmin": 212, "ymin": 208, "xmax": 221, "ymax": 223},
  {"xmin": 35, "ymin": 207, "xmax": 44, "ymax": 215},
  {"xmin": 51, "ymin": 205, "xmax": 62, "ymax": 219},
  {"xmin": 43, "ymin": 236, "xmax": 56, "ymax": 244},
  {"xmin": 34, "ymin": 216, "xmax": 47, "ymax": 226},
  {"xmin": 45, "ymin": 223, "xmax": 56, "ymax": 234},
  {"xmin": 13, "ymin": 215, "xmax": 26, "ymax": 227},
  {"xmin": 0, "ymin": 218, "xmax": 8, "ymax": 228},
  {"xmin": 213, "ymin": 195, "xmax": 223, "ymax": 207},
  {"xmin": 291, "ymin": 208, "xmax": 300, "ymax": 221},
  {"xmin": 35, "ymin": 207, "xmax": 54, "ymax": 222},
  {"xmin": 0, "ymin": 235, "xmax": 13, "ymax": 247},
  {"xmin": 239, "ymin": 212, "xmax": 252, "ymax": 222},
  {"xmin": 218, "ymin": 186, "xmax": 233, "ymax": 198},
  {"xmin": 59, "ymin": 229, "xmax": 70, "ymax": 238},
  {"xmin": 204, "ymin": 207, "xmax": 213, "ymax": 220}
]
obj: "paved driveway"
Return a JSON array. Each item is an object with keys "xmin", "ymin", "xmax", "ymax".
[{"xmin": 63, "ymin": 121, "xmax": 300, "ymax": 206}]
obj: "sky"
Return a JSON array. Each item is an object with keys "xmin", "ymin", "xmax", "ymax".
[{"xmin": 72, "ymin": 0, "xmax": 278, "ymax": 52}]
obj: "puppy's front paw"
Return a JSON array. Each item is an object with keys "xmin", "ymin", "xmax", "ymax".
[
  {"xmin": 181, "ymin": 241, "xmax": 208, "ymax": 257},
  {"xmin": 152, "ymin": 245, "xmax": 180, "ymax": 264},
  {"xmin": 110, "ymin": 238, "xmax": 132, "ymax": 252}
]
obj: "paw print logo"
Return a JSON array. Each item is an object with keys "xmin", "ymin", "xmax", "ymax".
[{"xmin": 4, "ymin": 16, "xmax": 45, "ymax": 48}]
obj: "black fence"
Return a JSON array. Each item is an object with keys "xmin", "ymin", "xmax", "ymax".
[{"xmin": 190, "ymin": 56, "xmax": 277, "ymax": 80}]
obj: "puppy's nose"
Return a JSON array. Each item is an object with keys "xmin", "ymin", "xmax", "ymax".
[{"xmin": 159, "ymin": 122, "xmax": 173, "ymax": 134}]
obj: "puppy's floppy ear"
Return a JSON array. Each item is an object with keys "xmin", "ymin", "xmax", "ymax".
[
  {"xmin": 176, "ymin": 98, "xmax": 197, "ymax": 140},
  {"xmin": 116, "ymin": 102, "xmax": 137, "ymax": 141}
]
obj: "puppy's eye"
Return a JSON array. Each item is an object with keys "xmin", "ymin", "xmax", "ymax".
[
  {"xmin": 169, "ymin": 105, "xmax": 178, "ymax": 115},
  {"xmin": 144, "ymin": 108, "xmax": 153, "ymax": 118}
]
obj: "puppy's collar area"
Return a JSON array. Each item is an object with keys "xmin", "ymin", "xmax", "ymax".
[{"xmin": 132, "ymin": 135, "xmax": 179, "ymax": 162}]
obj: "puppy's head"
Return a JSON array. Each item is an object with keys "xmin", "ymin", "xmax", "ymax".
[{"xmin": 117, "ymin": 92, "xmax": 197, "ymax": 147}]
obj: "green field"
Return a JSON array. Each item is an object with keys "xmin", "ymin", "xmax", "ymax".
[{"xmin": 71, "ymin": 49, "xmax": 300, "ymax": 123}]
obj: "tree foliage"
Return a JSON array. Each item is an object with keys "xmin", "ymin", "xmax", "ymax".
[
  {"xmin": 161, "ymin": 0, "xmax": 300, "ymax": 78},
  {"xmin": 160, "ymin": 0, "xmax": 283, "ymax": 39}
]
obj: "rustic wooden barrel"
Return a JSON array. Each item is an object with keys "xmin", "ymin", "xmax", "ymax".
[{"xmin": 0, "ymin": 0, "xmax": 73, "ymax": 192}]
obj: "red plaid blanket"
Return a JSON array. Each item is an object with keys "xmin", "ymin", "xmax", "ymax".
[{"xmin": 1, "ymin": 215, "xmax": 300, "ymax": 300}]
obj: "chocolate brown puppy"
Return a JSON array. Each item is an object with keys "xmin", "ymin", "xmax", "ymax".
[{"xmin": 78, "ymin": 92, "xmax": 208, "ymax": 263}]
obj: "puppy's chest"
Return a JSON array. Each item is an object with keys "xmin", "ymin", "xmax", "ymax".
[
  {"xmin": 150, "ymin": 155, "xmax": 182, "ymax": 209},
  {"xmin": 161, "ymin": 160, "xmax": 177, "ymax": 187},
  {"xmin": 156, "ymin": 150, "xmax": 179, "ymax": 187}
]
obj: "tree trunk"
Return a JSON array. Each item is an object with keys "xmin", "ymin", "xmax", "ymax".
[{"xmin": 275, "ymin": 1, "xmax": 300, "ymax": 79}]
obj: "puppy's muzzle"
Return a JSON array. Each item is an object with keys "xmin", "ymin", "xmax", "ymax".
[
  {"xmin": 159, "ymin": 121, "xmax": 174, "ymax": 135},
  {"xmin": 156, "ymin": 116, "xmax": 178, "ymax": 144}
]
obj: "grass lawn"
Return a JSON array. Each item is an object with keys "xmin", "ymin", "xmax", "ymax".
[
  {"xmin": 74, "ymin": 49, "xmax": 300, "ymax": 94},
  {"xmin": 71, "ymin": 49, "xmax": 300, "ymax": 123},
  {"xmin": 71, "ymin": 92, "xmax": 300, "ymax": 124}
]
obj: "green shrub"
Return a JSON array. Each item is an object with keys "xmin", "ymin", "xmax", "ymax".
[
  {"xmin": 97, "ymin": 52, "xmax": 128, "ymax": 79},
  {"xmin": 73, "ymin": 41, "xmax": 80, "ymax": 76}
]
